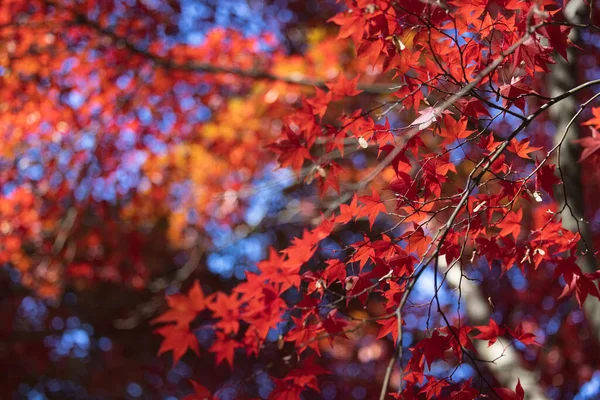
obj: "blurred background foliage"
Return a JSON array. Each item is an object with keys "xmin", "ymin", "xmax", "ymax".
[{"xmin": 2, "ymin": 1, "xmax": 600, "ymax": 399}]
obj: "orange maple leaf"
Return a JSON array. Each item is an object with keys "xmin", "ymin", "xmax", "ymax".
[
  {"xmin": 404, "ymin": 227, "xmax": 433, "ymax": 258},
  {"xmin": 207, "ymin": 292, "xmax": 241, "ymax": 334},
  {"xmin": 151, "ymin": 281, "xmax": 206, "ymax": 328},
  {"xmin": 209, "ymin": 331, "xmax": 242, "ymax": 369},
  {"xmin": 507, "ymin": 138, "xmax": 541, "ymax": 159},
  {"xmin": 583, "ymin": 106, "xmax": 600, "ymax": 128},
  {"xmin": 326, "ymin": 74, "xmax": 363, "ymax": 100},
  {"xmin": 439, "ymin": 114, "xmax": 474, "ymax": 145},
  {"xmin": 358, "ymin": 189, "xmax": 386, "ymax": 228},
  {"xmin": 155, "ymin": 325, "xmax": 200, "ymax": 366}
]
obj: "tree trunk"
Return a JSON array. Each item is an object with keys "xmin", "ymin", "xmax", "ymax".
[{"xmin": 547, "ymin": 0, "xmax": 600, "ymax": 342}]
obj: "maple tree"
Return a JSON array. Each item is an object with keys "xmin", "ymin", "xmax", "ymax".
[{"xmin": 3, "ymin": 0, "xmax": 600, "ymax": 399}]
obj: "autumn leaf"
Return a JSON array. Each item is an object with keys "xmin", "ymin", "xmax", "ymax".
[
  {"xmin": 574, "ymin": 127, "xmax": 600, "ymax": 162},
  {"xmin": 535, "ymin": 163, "xmax": 560, "ymax": 198},
  {"xmin": 151, "ymin": 281, "xmax": 206, "ymax": 328},
  {"xmin": 582, "ymin": 107, "xmax": 600, "ymax": 128},
  {"xmin": 403, "ymin": 227, "xmax": 433, "ymax": 258},
  {"xmin": 472, "ymin": 319, "xmax": 503, "ymax": 347},
  {"xmin": 269, "ymin": 357, "xmax": 329, "ymax": 400},
  {"xmin": 499, "ymin": 77, "xmax": 532, "ymax": 112},
  {"xmin": 376, "ymin": 316, "xmax": 402, "ymax": 344},
  {"xmin": 306, "ymin": 88, "xmax": 332, "ymax": 118},
  {"xmin": 319, "ymin": 310, "xmax": 349, "ymax": 343},
  {"xmin": 507, "ymin": 138, "xmax": 541, "ymax": 160},
  {"xmin": 257, "ymin": 248, "xmax": 301, "ymax": 293},
  {"xmin": 494, "ymin": 379, "xmax": 525, "ymax": 400},
  {"xmin": 455, "ymin": 97, "xmax": 490, "ymax": 119},
  {"xmin": 441, "ymin": 325, "xmax": 475, "ymax": 361},
  {"xmin": 328, "ymin": 10, "xmax": 365, "ymax": 45},
  {"xmin": 419, "ymin": 376, "xmax": 450, "ymax": 399},
  {"xmin": 450, "ymin": 379, "xmax": 479, "ymax": 400},
  {"xmin": 326, "ymin": 74, "xmax": 363, "ymax": 100},
  {"xmin": 336, "ymin": 194, "xmax": 361, "ymax": 224},
  {"xmin": 507, "ymin": 323, "xmax": 539, "ymax": 347},
  {"xmin": 411, "ymin": 106, "xmax": 439, "ymax": 131},
  {"xmin": 155, "ymin": 325, "xmax": 200, "ymax": 366},
  {"xmin": 497, "ymin": 208, "xmax": 523, "ymax": 239},
  {"xmin": 415, "ymin": 330, "xmax": 449, "ymax": 369},
  {"xmin": 207, "ymin": 292, "xmax": 242, "ymax": 334},
  {"xmin": 357, "ymin": 189, "xmax": 386, "ymax": 228},
  {"xmin": 439, "ymin": 114, "xmax": 474, "ymax": 144},
  {"xmin": 322, "ymin": 258, "xmax": 347, "ymax": 284},
  {"xmin": 183, "ymin": 380, "xmax": 215, "ymax": 400},
  {"xmin": 209, "ymin": 331, "xmax": 242, "ymax": 369}
]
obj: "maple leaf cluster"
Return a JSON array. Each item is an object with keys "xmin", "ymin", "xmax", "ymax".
[
  {"xmin": 151, "ymin": 0, "xmax": 600, "ymax": 396},
  {"xmin": 3, "ymin": 0, "xmax": 600, "ymax": 399}
]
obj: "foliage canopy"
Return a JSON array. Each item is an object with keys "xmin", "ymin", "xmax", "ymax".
[{"xmin": 2, "ymin": 0, "xmax": 600, "ymax": 399}]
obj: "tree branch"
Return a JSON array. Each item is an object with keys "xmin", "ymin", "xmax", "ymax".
[
  {"xmin": 43, "ymin": 0, "xmax": 398, "ymax": 94},
  {"xmin": 440, "ymin": 258, "xmax": 549, "ymax": 400}
]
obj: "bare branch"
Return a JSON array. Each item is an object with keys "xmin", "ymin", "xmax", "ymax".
[{"xmin": 441, "ymin": 258, "xmax": 549, "ymax": 400}]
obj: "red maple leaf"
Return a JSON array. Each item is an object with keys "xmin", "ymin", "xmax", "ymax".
[
  {"xmin": 336, "ymin": 194, "xmax": 361, "ymax": 224},
  {"xmin": 268, "ymin": 379, "xmax": 304, "ymax": 400},
  {"xmin": 207, "ymin": 292, "xmax": 241, "ymax": 334},
  {"xmin": 357, "ymin": 189, "xmax": 386, "ymax": 228},
  {"xmin": 268, "ymin": 129, "xmax": 313, "ymax": 172},
  {"xmin": 419, "ymin": 376, "xmax": 450, "ymax": 399},
  {"xmin": 540, "ymin": 23, "xmax": 570, "ymax": 60},
  {"xmin": 472, "ymin": 319, "xmax": 503, "ymax": 347},
  {"xmin": 535, "ymin": 163, "xmax": 560, "ymax": 198},
  {"xmin": 183, "ymin": 380, "xmax": 216, "ymax": 400},
  {"xmin": 151, "ymin": 280, "xmax": 206, "ymax": 328},
  {"xmin": 376, "ymin": 316, "xmax": 403, "ymax": 344},
  {"xmin": 328, "ymin": 10, "xmax": 365, "ymax": 46},
  {"xmin": 322, "ymin": 258, "xmax": 347, "ymax": 284},
  {"xmin": 286, "ymin": 316, "xmax": 322, "ymax": 356},
  {"xmin": 555, "ymin": 257, "xmax": 600, "ymax": 306},
  {"xmin": 155, "ymin": 325, "xmax": 200, "ymax": 366},
  {"xmin": 574, "ymin": 127, "xmax": 600, "ymax": 162},
  {"xmin": 507, "ymin": 138, "xmax": 541, "ymax": 160},
  {"xmin": 345, "ymin": 274, "xmax": 373, "ymax": 305},
  {"xmin": 285, "ymin": 356, "xmax": 330, "ymax": 388},
  {"xmin": 269, "ymin": 357, "xmax": 329, "ymax": 400},
  {"xmin": 455, "ymin": 97, "xmax": 490, "ymax": 119},
  {"xmin": 507, "ymin": 323, "xmax": 539, "ymax": 347},
  {"xmin": 415, "ymin": 330, "xmax": 449, "ymax": 368},
  {"xmin": 357, "ymin": 38, "xmax": 385, "ymax": 65},
  {"xmin": 403, "ymin": 227, "xmax": 433, "ymax": 258},
  {"xmin": 582, "ymin": 106, "xmax": 600, "ymax": 127},
  {"xmin": 499, "ymin": 77, "xmax": 532, "ymax": 112},
  {"xmin": 439, "ymin": 114, "xmax": 474, "ymax": 145},
  {"xmin": 208, "ymin": 331, "xmax": 242, "ymax": 369},
  {"xmin": 326, "ymin": 74, "xmax": 363, "ymax": 100},
  {"xmin": 350, "ymin": 236, "xmax": 375, "ymax": 271},
  {"xmin": 450, "ymin": 379, "xmax": 479, "ymax": 400},
  {"xmin": 441, "ymin": 325, "xmax": 475, "ymax": 361},
  {"xmin": 258, "ymin": 248, "xmax": 301, "ymax": 293},
  {"xmin": 497, "ymin": 208, "xmax": 522, "ymax": 239},
  {"xmin": 319, "ymin": 310, "xmax": 349, "ymax": 343},
  {"xmin": 387, "ymin": 171, "xmax": 417, "ymax": 200},
  {"xmin": 494, "ymin": 379, "xmax": 525, "ymax": 400},
  {"xmin": 306, "ymin": 88, "xmax": 332, "ymax": 119},
  {"xmin": 282, "ymin": 229, "xmax": 320, "ymax": 268}
]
